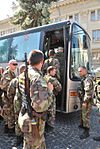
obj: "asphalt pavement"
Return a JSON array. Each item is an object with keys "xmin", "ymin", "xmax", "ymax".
[{"xmin": 0, "ymin": 106, "xmax": 100, "ymax": 149}]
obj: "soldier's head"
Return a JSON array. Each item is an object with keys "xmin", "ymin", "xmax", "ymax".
[
  {"xmin": 28, "ymin": 50, "xmax": 44, "ymax": 70},
  {"xmin": 49, "ymin": 50, "xmax": 55, "ymax": 57},
  {"xmin": 9, "ymin": 59, "xmax": 18, "ymax": 72},
  {"xmin": 19, "ymin": 64, "xmax": 25, "ymax": 74},
  {"xmin": 78, "ymin": 66, "xmax": 87, "ymax": 77},
  {"xmin": 47, "ymin": 66, "xmax": 56, "ymax": 76},
  {"xmin": 98, "ymin": 81, "xmax": 100, "ymax": 85}
]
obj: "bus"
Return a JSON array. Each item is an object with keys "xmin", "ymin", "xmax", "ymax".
[{"xmin": 0, "ymin": 20, "xmax": 92, "ymax": 113}]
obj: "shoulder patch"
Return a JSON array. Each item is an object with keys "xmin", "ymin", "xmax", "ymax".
[
  {"xmin": 5, "ymin": 76, "xmax": 10, "ymax": 80},
  {"xmin": 41, "ymin": 82, "xmax": 47, "ymax": 87}
]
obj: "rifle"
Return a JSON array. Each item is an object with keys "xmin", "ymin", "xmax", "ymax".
[{"xmin": 24, "ymin": 52, "xmax": 40, "ymax": 138}]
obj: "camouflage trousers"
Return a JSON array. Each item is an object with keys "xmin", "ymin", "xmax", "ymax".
[
  {"xmin": 47, "ymin": 96, "xmax": 56, "ymax": 127},
  {"xmin": 82, "ymin": 102, "xmax": 92, "ymax": 128},
  {"xmin": 14, "ymin": 98, "xmax": 22, "ymax": 136},
  {"xmin": 23, "ymin": 119, "xmax": 46, "ymax": 149},
  {"xmin": 2, "ymin": 103, "xmax": 15, "ymax": 128},
  {"xmin": 15, "ymin": 113, "xmax": 22, "ymax": 136},
  {"xmin": 79, "ymin": 101, "xmax": 83, "ymax": 125}
]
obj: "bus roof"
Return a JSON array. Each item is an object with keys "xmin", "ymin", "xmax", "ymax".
[{"xmin": 0, "ymin": 20, "xmax": 89, "ymax": 40}]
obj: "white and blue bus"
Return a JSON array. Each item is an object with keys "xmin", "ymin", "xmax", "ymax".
[{"xmin": 0, "ymin": 20, "xmax": 92, "ymax": 113}]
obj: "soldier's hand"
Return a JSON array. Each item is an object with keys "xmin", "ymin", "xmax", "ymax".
[{"xmin": 48, "ymin": 83, "xmax": 53, "ymax": 91}]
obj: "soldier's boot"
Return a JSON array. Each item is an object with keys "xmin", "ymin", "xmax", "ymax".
[
  {"xmin": 93, "ymin": 136, "xmax": 100, "ymax": 141},
  {"xmin": 4, "ymin": 125, "xmax": 9, "ymax": 133},
  {"xmin": 80, "ymin": 127, "xmax": 90, "ymax": 139},
  {"xmin": 78, "ymin": 124, "xmax": 85, "ymax": 129},
  {"xmin": 45, "ymin": 123, "xmax": 54, "ymax": 133},
  {"xmin": 0, "ymin": 116, "xmax": 3, "ymax": 121},
  {"xmin": 16, "ymin": 135, "xmax": 23, "ymax": 146}
]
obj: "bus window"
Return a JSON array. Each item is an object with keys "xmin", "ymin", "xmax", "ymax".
[
  {"xmin": 70, "ymin": 24, "xmax": 91, "ymax": 80},
  {"xmin": 43, "ymin": 29, "xmax": 64, "ymax": 59},
  {"xmin": 0, "ymin": 32, "xmax": 41, "ymax": 62}
]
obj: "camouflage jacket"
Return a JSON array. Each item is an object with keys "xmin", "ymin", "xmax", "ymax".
[
  {"xmin": 43, "ymin": 57, "xmax": 60, "ymax": 78},
  {"xmin": 7, "ymin": 77, "xmax": 22, "ymax": 113},
  {"xmin": 7, "ymin": 77, "xmax": 19, "ymax": 105},
  {"xmin": 18, "ymin": 65, "xmax": 53, "ymax": 113},
  {"xmin": 44, "ymin": 74, "xmax": 62, "ymax": 96},
  {"xmin": 83, "ymin": 74, "xmax": 94, "ymax": 103},
  {"xmin": 78, "ymin": 74, "xmax": 94, "ymax": 103},
  {"xmin": 94, "ymin": 84, "xmax": 100, "ymax": 108},
  {"xmin": 0, "ymin": 69, "xmax": 16, "ymax": 92}
]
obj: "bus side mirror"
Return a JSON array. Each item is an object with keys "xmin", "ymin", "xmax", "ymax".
[{"xmin": 83, "ymin": 35, "xmax": 88, "ymax": 49}]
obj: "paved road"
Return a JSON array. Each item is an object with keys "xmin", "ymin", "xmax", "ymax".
[{"xmin": 0, "ymin": 106, "xmax": 100, "ymax": 149}]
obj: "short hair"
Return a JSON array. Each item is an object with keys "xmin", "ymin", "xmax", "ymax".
[
  {"xmin": 79, "ymin": 66, "xmax": 86, "ymax": 70},
  {"xmin": 28, "ymin": 50, "xmax": 44, "ymax": 66},
  {"xmin": 19, "ymin": 64, "xmax": 25, "ymax": 74},
  {"xmin": 98, "ymin": 81, "xmax": 100, "ymax": 85},
  {"xmin": 49, "ymin": 50, "xmax": 55, "ymax": 56},
  {"xmin": 9, "ymin": 59, "xmax": 17, "ymax": 64},
  {"xmin": 47, "ymin": 66, "xmax": 56, "ymax": 74}
]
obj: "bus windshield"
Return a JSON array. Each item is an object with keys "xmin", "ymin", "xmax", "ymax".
[
  {"xmin": 0, "ymin": 32, "xmax": 41, "ymax": 62},
  {"xmin": 70, "ymin": 24, "xmax": 91, "ymax": 80}
]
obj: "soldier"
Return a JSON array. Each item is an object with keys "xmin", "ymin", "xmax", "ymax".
[
  {"xmin": 0, "ymin": 67, "xmax": 4, "ymax": 120},
  {"xmin": 7, "ymin": 64, "xmax": 25, "ymax": 146},
  {"xmin": 18, "ymin": 50, "xmax": 53, "ymax": 149},
  {"xmin": 0, "ymin": 67, "xmax": 4, "ymax": 78},
  {"xmin": 78, "ymin": 66, "xmax": 94, "ymax": 139},
  {"xmin": 43, "ymin": 49, "xmax": 60, "ymax": 80},
  {"xmin": 93, "ymin": 80, "xmax": 100, "ymax": 141},
  {"xmin": 56, "ymin": 47, "xmax": 64, "ymax": 84},
  {"xmin": 44, "ymin": 66, "xmax": 62, "ymax": 131},
  {"xmin": 0, "ymin": 59, "xmax": 18, "ymax": 133}
]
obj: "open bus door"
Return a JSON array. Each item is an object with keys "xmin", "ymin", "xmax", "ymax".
[{"xmin": 43, "ymin": 25, "xmax": 70, "ymax": 112}]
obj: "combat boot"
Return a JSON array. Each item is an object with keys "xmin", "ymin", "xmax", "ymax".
[
  {"xmin": 78, "ymin": 124, "xmax": 85, "ymax": 129},
  {"xmin": 93, "ymin": 136, "xmax": 100, "ymax": 141},
  {"xmin": 15, "ymin": 135, "xmax": 23, "ymax": 146},
  {"xmin": 0, "ymin": 116, "xmax": 3, "ymax": 121},
  {"xmin": 80, "ymin": 127, "xmax": 90, "ymax": 139},
  {"xmin": 4, "ymin": 125, "xmax": 9, "ymax": 133},
  {"xmin": 45, "ymin": 123, "xmax": 54, "ymax": 133}
]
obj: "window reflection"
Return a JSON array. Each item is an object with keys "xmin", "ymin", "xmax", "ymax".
[
  {"xmin": 71, "ymin": 24, "xmax": 91, "ymax": 79},
  {"xmin": 0, "ymin": 32, "xmax": 41, "ymax": 62}
]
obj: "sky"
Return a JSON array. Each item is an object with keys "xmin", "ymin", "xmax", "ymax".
[{"xmin": 0, "ymin": 0, "xmax": 17, "ymax": 20}]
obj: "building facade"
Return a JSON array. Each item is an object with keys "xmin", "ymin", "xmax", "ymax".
[
  {"xmin": 49, "ymin": 0, "xmax": 100, "ymax": 69},
  {"xmin": 0, "ymin": 0, "xmax": 100, "ymax": 69}
]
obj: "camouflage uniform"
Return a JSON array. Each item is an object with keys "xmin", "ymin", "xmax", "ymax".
[
  {"xmin": 7, "ymin": 77, "xmax": 22, "ymax": 136},
  {"xmin": 0, "ymin": 69, "xmax": 16, "ymax": 128},
  {"xmin": 43, "ymin": 57, "xmax": 60, "ymax": 80},
  {"xmin": 94, "ymin": 82, "xmax": 100, "ymax": 124},
  {"xmin": 56, "ymin": 51, "xmax": 64, "ymax": 84},
  {"xmin": 44, "ymin": 74, "xmax": 62, "ymax": 127},
  {"xmin": 0, "ymin": 73, "xmax": 3, "ymax": 115},
  {"xmin": 82, "ymin": 74, "xmax": 94, "ymax": 128},
  {"xmin": 18, "ymin": 65, "xmax": 53, "ymax": 149},
  {"xmin": 93, "ymin": 81, "xmax": 100, "ymax": 141},
  {"xmin": 77, "ymin": 78, "xmax": 85, "ymax": 126}
]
